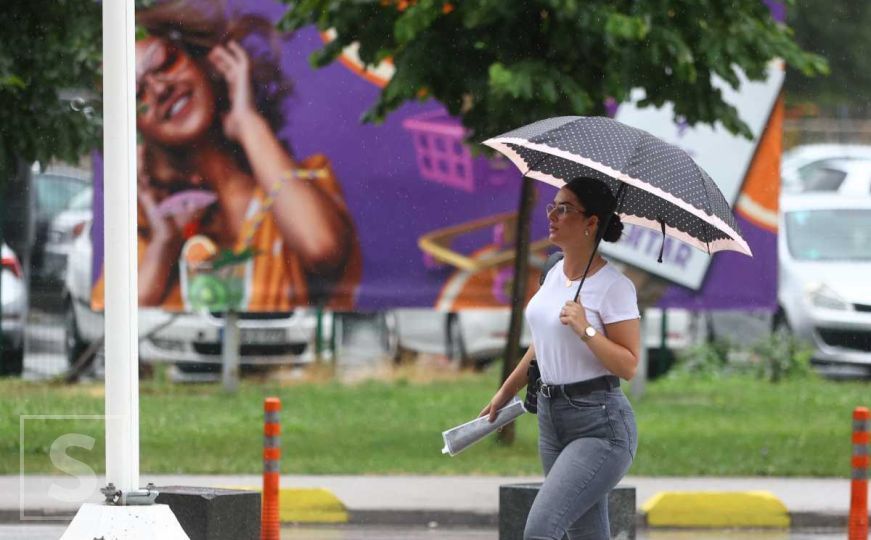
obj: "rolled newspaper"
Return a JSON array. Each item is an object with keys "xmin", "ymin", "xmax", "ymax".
[{"xmin": 441, "ymin": 397, "xmax": 526, "ymax": 456}]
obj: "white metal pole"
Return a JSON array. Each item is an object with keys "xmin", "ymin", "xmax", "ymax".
[{"xmin": 103, "ymin": 0, "xmax": 139, "ymax": 494}]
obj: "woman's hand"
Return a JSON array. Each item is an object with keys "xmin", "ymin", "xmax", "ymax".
[
  {"xmin": 208, "ymin": 41, "xmax": 260, "ymax": 142},
  {"xmin": 559, "ymin": 299, "xmax": 590, "ymax": 336},
  {"xmin": 479, "ymin": 388, "xmax": 514, "ymax": 423},
  {"xmin": 137, "ymin": 145, "xmax": 181, "ymax": 245}
]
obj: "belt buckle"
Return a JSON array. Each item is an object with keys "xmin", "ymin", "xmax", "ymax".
[{"xmin": 540, "ymin": 383, "xmax": 552, "ymax": 398}]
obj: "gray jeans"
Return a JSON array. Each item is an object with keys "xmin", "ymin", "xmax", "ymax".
[{"xmin": 524, "ymin": 388, "xmax": 638, "ymax": 540}]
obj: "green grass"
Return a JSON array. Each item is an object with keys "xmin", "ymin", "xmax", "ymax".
[{"xmin": 1, "ymin": 368, "xmax": 867, "ymax": 477}]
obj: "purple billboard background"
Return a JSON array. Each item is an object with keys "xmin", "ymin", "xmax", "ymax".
[
  {"xmin": 658, "ymin": 214, "xmax": 777, "ymax": 310},
  {"xmin": 93, "ymin": 0, "xmax": 531, "ymax": 310},
  {"xmin": 91, "ymin": 0, "xmax": 779, "ymax": 312}
]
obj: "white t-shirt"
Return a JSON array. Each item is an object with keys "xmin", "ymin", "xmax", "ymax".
[{"xmin": 525, "ymin": 259, "xmax": 640, "ymax": 384}]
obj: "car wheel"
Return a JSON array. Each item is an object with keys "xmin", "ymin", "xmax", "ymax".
[
  {"xmin": 772, "ymin": 308, "xmax": 792, "ymax": 337},
  {"xmin": 65, "ymin": 300, "xmax": 91, "ymax": 367},
  {"xmin": 1, "ymin": 346, "xmax": 24, "ymax": 376}
]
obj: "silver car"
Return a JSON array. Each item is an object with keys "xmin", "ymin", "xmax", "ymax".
[
  {"xmin": 1, "ymin": 243, "xmax": 27, "ymax": 375},
  {"xmin": 777, "ymin": 194, "xmax": 871, "ymax": 375}
]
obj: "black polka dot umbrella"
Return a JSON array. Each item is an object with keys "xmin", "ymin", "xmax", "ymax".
[{"xmin": 483, "ymin": 116, "xmax": 752, "ymax": 259}]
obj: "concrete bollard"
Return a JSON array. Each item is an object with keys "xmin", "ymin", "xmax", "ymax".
[
  {"xmin": 499, "ymin": 483, "xmax": 635, "ymax": 540},
  {"xmin": 154, "ymin": 486, "xmax": 260, "ymax": 540}
]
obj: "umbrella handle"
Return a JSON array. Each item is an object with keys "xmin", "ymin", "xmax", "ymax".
[{"xmin": 657, "ymin": 219, "xmax": 666, "ymax": 263}]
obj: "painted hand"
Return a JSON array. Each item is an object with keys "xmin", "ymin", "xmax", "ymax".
[
  {"xmin": 137, "ymin": 144, "xmax": 180, "ymax": 244},
  {"xmin": 208, "ymin": 41, "xmax": 259, "ymax": 142}
]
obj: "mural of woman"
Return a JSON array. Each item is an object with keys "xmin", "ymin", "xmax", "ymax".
[{"xmin": 93, "ymin": 0, "xmax": 361, "ymax": 312}]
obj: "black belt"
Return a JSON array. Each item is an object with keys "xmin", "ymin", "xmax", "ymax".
[{"xmin": 538, "ymin": 375, "xmax": 620, "ymax": 399}]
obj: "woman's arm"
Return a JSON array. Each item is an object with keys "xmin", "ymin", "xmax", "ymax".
[
  {"xmin": 137, "ymin": 146, "xmax": 182, "ymax": 306},
  {"xmin": 480, "ymin": 343, "xmax": 536, "ymax": 421},
  {"xmin": 560, "ymin": 301, "xmax": 640, "ymax": 380},
  {"xmin": 209, "ymin": 42, "xmax": 351, "ymax": 275},
  {"xmin": 138, "ymin": 233, "xmax": 182, "ymax": 306},
  {"xmin": 585, "ymin": 318, "xmax": 640, "ymax": 380}
]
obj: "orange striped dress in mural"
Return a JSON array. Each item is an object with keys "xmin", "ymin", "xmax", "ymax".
[{"xmin": 91, "ymin": 154, "xmax": 362, "ymax": 312}]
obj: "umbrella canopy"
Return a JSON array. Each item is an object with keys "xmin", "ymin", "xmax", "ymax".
[{"xmin": 482, "ymin": 116, "xmax": 752, "ymax": 257}]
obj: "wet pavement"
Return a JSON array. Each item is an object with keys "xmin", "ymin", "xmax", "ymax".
[{"xmin": 0, "ymin": 524, "xmax": 845, "ymax": 539}]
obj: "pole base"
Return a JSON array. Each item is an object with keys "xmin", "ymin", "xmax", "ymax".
[{"xmin": 60, "ymin": 502, "xmax": 189, "ymax": 540}]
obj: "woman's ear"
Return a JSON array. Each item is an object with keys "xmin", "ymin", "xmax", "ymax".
[{"xmin": 587, "ymin": 214, "xmax": 599, "ymax": 234}]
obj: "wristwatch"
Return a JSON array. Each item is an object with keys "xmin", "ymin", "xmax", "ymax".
[{"xmin": 581, "ymin": 325, "xmax": 597, "ymax": 342}]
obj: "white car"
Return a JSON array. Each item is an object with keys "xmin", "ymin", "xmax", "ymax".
[
  {"xmin": 31, "ymin": 170, "xmax": 90, "ymax": 282},
  {"xmin": 392, "ymin": 306, "xmax": 697, "ymax": 371},
  {"xmin": 781, "ymin": 144, "xmax": 871, "ymax": 193},
  {"xmin": 391, "ymin": 308, "xmax": 530, "ymax": 367},
  {"xmin": 43, "ymin": 187, "xmax": 92, "ymax": 281},
  {"xmin": 777, "ymin": 194, "xmax": 871, "ymax": 376},
  {"xmin": 63, "ymin": 220, "xmax": 318, "ymax": 378},
  {"xmin": 1, "ymin": 244, "xmax": 27, "ymax": 376}
]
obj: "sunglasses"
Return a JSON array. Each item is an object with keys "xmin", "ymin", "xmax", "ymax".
[
  {"xmin": 546, "ymin": 203, "xmax": 586, "ymax": 218},
  {"xmin": 136, "ymin": 41, "xmax": 189, "ymax": 100}
]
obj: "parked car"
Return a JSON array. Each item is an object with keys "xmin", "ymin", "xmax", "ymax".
[
  {"xmin": 391, "ymin": 308, "xmax": 530, "ymax": 368},
  {"xmin": 777, "ymin": 194, "xmax": 871, "ymax": 376},
  {"xmin": 1, "ymin": 244, "xmax": 28, "ymax": 375},
  {"xmin": 31, "ymin": 171, "xmax": 90, "ymax": 283},
  {"xmin": 43, "ymin": 186, "xmax": 92, "ymax": 281},
  {"xmin": 391, "ymin": 305, "xmax": 698, "ymax": 372},
  {"xmin": 781, "ymin": 144, "xmax": 871, "ymax": 193},
  {"xmin": 63, "ymin": 220, "xmax": 318, "ymax": 379}
]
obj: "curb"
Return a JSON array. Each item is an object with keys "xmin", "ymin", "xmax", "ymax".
[
  {"xmin": 641, "ymin": 491, "xmax": 790, "ymax": 528},
  {"xmin": 227, "ymin": 486, "xmax": 349, "ymax": 523},
  {"xmin": 277, "ymin": 488, "xmax": 348, "ymax": 523}
]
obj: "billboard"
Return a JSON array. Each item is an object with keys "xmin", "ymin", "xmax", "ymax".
[{"xmin": 90, "ymin": 0, "xmax": 780, "ymax": 313}]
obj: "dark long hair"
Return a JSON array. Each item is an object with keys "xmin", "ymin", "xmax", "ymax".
[{"xmin": 137, "ymin": 0, "xmax": 294, "ymax": 173}]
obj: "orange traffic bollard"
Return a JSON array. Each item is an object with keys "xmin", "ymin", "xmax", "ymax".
[
  {"xmin": 262, "ymin": 397, "xmax": 281, "ymax": 540},
  {"xmin": 850, "ymin": 406, "xmax": 869, "ymax": 540}
]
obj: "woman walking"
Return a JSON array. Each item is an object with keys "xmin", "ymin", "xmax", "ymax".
[{"xmin": 481, "ymin": 176, "xmax": 640, "ymax": 539}]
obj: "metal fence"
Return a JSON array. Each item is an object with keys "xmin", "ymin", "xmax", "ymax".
[{"xmin": 784, "ymin": 118, "xmax": 871, "ymax": 148}]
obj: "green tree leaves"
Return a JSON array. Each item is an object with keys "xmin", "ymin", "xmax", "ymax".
[
  {"xmin": 279, "ymin": 0, "xmax": 827, "ymax": 142},
  {"xmin": 0, "ymin": 0, "xmax": 101, "ymax": 183},
  {"xmin": 786, "ymin": 0, "xmax": 866, "ymax": 112}
]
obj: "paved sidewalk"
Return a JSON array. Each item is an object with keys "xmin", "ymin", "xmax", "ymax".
[{"xmin": 2, "ymin": 474, "xmax": 857, "ymax": 528}]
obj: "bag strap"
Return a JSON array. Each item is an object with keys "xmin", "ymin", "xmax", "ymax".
[{"xmin": 539, "ymin": 251, "xmax": 565, "ymax": 286}]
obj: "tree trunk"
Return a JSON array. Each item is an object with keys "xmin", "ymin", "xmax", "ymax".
[{"xmin": 497, "ymin": 176, "xmax": 536, "ymax": 445}]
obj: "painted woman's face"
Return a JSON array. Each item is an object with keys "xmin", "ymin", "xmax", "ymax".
[{"xmin": 136, "ymin": 37, "xmax": 216, "ymax": 146}]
